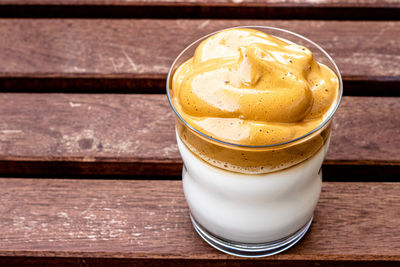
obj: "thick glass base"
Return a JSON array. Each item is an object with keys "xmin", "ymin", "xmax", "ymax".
[{"xmin": 190, "ymin": 214, "xmax": 313, "ymax": 258}]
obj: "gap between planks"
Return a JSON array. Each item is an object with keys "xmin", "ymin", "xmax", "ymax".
[{"xmin": 0, "ymin": 0, "xmax": 399, "ymax": 19}]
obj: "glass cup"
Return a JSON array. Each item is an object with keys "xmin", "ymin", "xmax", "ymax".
[{"xmin": 166, "ymin": 26, "xmax": 343, "ymax": 257}]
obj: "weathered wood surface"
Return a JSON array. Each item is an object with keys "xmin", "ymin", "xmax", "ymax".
[
  {"xmin": 0, "ymin": 19, "xmax": 398, "ymax": 95},
  {"xmin": 0, "ymin": 0, "xmax": 398, "ymax": 19},
  {"xmin": 0, "ymin": 179, "xmax": 398, "ymax": 266},
  {"xmin": 3, "ymin": 0, "xmax": 399, "ymax": 7},
  {"xmin": 0, "ymin": 94, "xmax": 398, "ymax": 179}
]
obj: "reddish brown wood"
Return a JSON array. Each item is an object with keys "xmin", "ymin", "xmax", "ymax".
[
  {"xmin": 0, "ymin": 94, "xmax": 398, "ymax": 179},
  {"xmin": 0, "ymin": 19, "xmax": 398, "ymax": 95},
  {"xmin": 2, "ymin": 0, "xmax": 398, "ymax": 7},
  {"xmin": 0, "ymin": 179, "xmax": 398, "ymax": 266},
  {"xmin": 0, "ymin": 0, "xmax": 398, "ymax": 20}
]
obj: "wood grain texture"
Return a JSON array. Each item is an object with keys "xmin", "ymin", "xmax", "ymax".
[
  {"xmin": 0, "ymin": 94, "xmax": 398, "ymax": 179},
  {"xmin": 0, "ymin": 179, "xmax": 399, "ymax": 266},
  {"xmin": 0, "ymin": 19, "xmax": 398, "ymax": 95},
  {"xmin": 3, "ymin": 0, "xmax": 398, "ymax": 7},
  {"xmin": 0, "ymin": 0, "xmax": 398, "ymax": 19}
]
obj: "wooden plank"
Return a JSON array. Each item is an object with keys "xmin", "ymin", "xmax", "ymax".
[
  {"xmin": 0, "ymin": 94, "xmax": 398, "ymax": 180},
  {"xmin": 0, "ymin": 19, "xmax": 399, "ymax": 96},
  {"xmin": 3, "ymin": 0, "xmax": 398, "ymax": 7},
  {"xmin": 0, "ymin": 0, "xmax": 398, "ymax": 19},
  {"xmin": 0, "ymin": 179, "xmax": 398, "ymax": 266}
]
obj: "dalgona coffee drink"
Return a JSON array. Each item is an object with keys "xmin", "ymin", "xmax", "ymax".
[{"xmin": 167, "ymin": 27, "xmax": 342, "ymax": 257}]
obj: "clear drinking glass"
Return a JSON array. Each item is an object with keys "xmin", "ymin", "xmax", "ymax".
[{"xmin": 166, "ymin": 26, "xmax": 343, "ymax": 257}]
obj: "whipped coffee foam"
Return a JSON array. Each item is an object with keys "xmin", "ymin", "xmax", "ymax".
[
  {"xmin": 172, "ymin": 28, "xmax": 338, "ymax": 146},
  {"xmin": 171, "ymin": 28, "xmax": 339, "ymax": 173}
]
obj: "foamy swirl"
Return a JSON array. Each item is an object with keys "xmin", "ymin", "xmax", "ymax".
[{"xmin": 172, "ymin": 28, "xmax": 338, "ymax": 146}]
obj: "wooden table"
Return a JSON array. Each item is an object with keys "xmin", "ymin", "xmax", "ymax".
[{"xmin": 0, "ymin": 1, "xmax": 399, "ymax": 266}]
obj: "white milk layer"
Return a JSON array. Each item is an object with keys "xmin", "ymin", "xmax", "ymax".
[{"xmin": 177, "ymin": 132, "xmax": 328, "ymax": 243}]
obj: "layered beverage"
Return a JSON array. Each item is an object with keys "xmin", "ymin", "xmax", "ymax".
[{"xmin": 167, "ymin": 27, "xmax": 342, "ymax": 257}]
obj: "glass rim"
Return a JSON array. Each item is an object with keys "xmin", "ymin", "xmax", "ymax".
[{"xmin": 166, "ymin": 25, "xmax": 343, "ymax": 148}]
